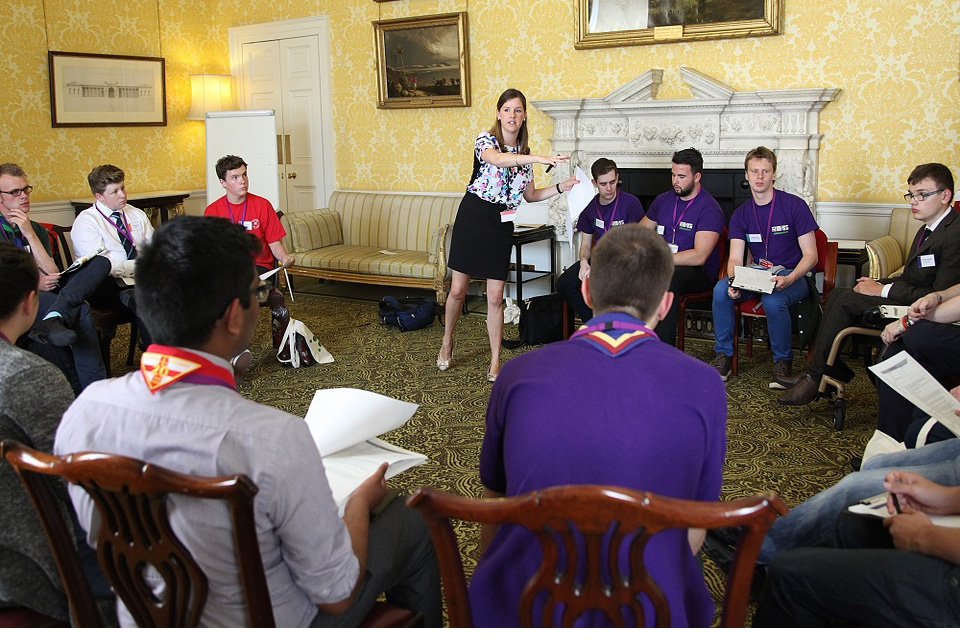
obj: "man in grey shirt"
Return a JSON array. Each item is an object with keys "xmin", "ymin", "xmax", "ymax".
[{"xmin": 55, "ymin": 217, "xmax": 440, "ymax": 627}]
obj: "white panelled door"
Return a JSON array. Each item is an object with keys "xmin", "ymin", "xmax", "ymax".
[{"xmin": 240, "ymin": 35, "xmax": 326, "ymax": 213}]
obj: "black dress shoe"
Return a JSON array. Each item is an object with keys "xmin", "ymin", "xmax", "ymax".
[
  {"xmin": 28, "ymin": 316, "xmax": 77, "ymax": 347},
  {"xmin": 850, "ymin": 456, "xmax": 862, "ymax": 471}
]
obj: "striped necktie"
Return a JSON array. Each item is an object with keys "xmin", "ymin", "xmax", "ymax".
[{"xmin": 111, "ymin": 212, "xmax": 137, "ymax": 259}]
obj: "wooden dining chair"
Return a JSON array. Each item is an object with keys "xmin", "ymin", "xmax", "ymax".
[
  {"xmin": 407, "ymin": 485, "xmax": 786, "ymax": 628},
  {"xmin": 2, "ymin": 439, "xmax": 424, "ymax": 628},
  {"xmin": 1, "ymin": 439, "xmax": 274, "ymax": 627}
]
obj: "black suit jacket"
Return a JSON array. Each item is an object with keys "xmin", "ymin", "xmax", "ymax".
[{"xmin": 882, "ymin": 208, "xmax": 960, "ymax": 304}]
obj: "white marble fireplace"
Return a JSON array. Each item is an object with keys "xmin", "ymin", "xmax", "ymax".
[{"xmin": 531, "ymin": 68, "xmax": 841, "ymax": 242}]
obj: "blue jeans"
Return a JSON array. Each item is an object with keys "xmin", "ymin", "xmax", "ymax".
[
  {"xmin": 759, "ymin": 438, "xmax": 960, "ymax": 564},
  {"xmin": 712, "ymin": 269, "xmax": 809, "ymax": 362}
]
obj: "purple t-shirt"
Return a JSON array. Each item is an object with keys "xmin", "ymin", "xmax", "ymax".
[
  {"xmin": 575, "ymin": 191, "xmax": 645, "ymax": 245},
  {"xmin": 729, "ymin": 189, "xmax": 818, "ymax": 270},
  {"xmin": 645, "ymin": 188, "xmax": 725, "ymax": 277},
  {"xmin": 471, "ymin": 312, "xmax": 727, "ymax": 627}
]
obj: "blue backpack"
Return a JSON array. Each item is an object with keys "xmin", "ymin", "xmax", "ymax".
[{"xmin": 378, "ymin": 296, "xmax": 440, "ymax": 332}]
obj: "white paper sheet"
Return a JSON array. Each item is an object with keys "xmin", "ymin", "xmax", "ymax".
[
  {"xmin": 259, "ymin": 265, "xmax": 282, "ymax": 280},
  {"xmin": 322, "ymin": 438, "xmax": 428, "ymax": 508},
  {"xmin": 869, "ymin": 352, "xmax": 960, "ymax": 437},
  {"xmin": 848, "ymin": 492, "xmax": 960, "ymax": 527},
  {"xmin": 732, "ymin": 265, "xmax": 777, "ymax": 294},
  {"xmin": 564, "ymin": 167, "xmax": 595, "ymax": 251},
  {"xmin": 305, "ymin": 388, "xmax": 419, "ymax": 457}
]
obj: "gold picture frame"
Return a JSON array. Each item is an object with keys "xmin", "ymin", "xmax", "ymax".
[
  {"xmin": 575, "ymin": 0, "xmax": 783, "ymax": 49},
  {"xmin": 373, "ymin": 12, "xmax": 470, "ymax": 109}
]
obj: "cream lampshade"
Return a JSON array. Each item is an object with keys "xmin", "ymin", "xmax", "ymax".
[{"xmin": 186, "ymin": 74, "xmax": 236, "ymax": 120}]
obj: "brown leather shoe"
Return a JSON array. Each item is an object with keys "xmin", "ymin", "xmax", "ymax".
[
  {"xmin": 777, "ymin": 374, "xmax": 819, "ymax": 406},
  {"xmin": 772, "ymin": 367, "xmax": 807, "ymax": 390}
]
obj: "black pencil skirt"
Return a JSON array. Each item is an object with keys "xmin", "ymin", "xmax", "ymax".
[{"xmin": 447, "ymin": 192, "xmax": 514, "ymax": 281}]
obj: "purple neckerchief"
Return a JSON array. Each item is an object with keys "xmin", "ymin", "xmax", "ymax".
[
  {"xmin": 0, "ymin": 330, "xmax": 10, "ymax": 344},
  {"xmin": 571, "ymin": 314, "xmax": 657, "ymax": 357},
  {"xmin": 180, "ymin": 373, "xmax": 237, "ymax": 391}
]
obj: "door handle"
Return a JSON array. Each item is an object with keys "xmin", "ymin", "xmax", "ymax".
[{"xmin": 288, "ymin": 172, "xmax": 297, "ymax": 179}]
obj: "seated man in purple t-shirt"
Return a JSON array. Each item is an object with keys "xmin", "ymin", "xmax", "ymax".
[
  {"xmin": 472, "ymin": 224, "xmax": 727, "ymax": 627},
  {"xmin": 710, "ymin": 146, "xmax": 819, "ymax": 389},
  {"xmin": 640, "ymin": 148, "xmax": 724, "ymax": 346},
  {"xmin": 556, "ymin": 157, "xmax": 645, "ymax": 323}
]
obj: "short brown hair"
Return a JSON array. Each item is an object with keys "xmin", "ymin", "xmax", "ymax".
[
  {"xmin": 589, "ymin": 225, "xmax": 674, "ymax": 319},
  {"xmin": 744, "ymin": 146, "xmax": 777, "ymax": 174},
  {"xmin": 908, "ymin": 163, "xmax": 954, "ymax": 201},
  {"xmin": 87, "ymin": 164, "xmax": 125, "ymax": 195},
  {"xmin": 215, "ymin": 155, "xmax": 247, "ymax": 181},
  {"xmin": 0, "ymin": 163, "xmax": 26, "ymax": 179},
  {"xmin": 591, "ymin": 158, "xmax": 618, "ymax": 181}
]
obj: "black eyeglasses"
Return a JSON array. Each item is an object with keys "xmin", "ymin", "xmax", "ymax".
[
  {"xmin": 0, "ymin": 186, "xmax": 33, "ymax": 197},
  {"xmin": 903, "ymin": 188, "xmax": 944, "ymax": 203},
  {"xmin": 251, "ymin": 282, "xmax": 272, "ymax": 304}
]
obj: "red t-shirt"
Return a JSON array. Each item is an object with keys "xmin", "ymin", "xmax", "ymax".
[{"xmin": 204, "ymin": 193, "xmax": 286, "ymax": 269}]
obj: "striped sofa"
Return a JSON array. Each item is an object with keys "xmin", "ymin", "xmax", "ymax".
[{"xmin": 280, "ymin": 190, "xmax": 463, "ymax": 304}]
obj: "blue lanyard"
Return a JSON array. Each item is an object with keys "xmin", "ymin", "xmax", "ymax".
[{"xmin": 0, "ymin": 218, "xmax": 24, "ymax": 249}]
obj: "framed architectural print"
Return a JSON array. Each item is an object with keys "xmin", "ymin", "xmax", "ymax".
[
  {"xmin": 575, "ymin": 0, "xmax": 783, "ymax": 49},
  {"xmin": 48, "ymin": 51, "xmax": 167, "ymax": 127},
  {"xmin": 373, "ymin": 12, "xmax": 470, "ymax": 109}
]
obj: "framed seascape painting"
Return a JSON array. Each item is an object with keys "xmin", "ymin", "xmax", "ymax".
[
  {"xmin": 48, "ymin": 51, "xmax": 167, "ymax": 127},
  {"xmin": 373, "ymin": 12, "xmax": 470, "ymax": 109},
  {"xmin": 575, "ymin": 0, "xmax": 783, "ymax": 49}
]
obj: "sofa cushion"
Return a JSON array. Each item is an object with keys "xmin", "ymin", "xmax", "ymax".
[
  {"xmin": 294, "ymin": 245, "xmax": 438, "ymax": 279},
  {"xmin": 284, "ymin": 208, "xmax": 343, "ymax": 253}
]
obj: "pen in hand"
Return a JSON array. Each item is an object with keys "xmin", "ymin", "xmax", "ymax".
[
  {"xmin": 891, "ymin": 492, "xmax": 902, "ymax": 514},
  {"xmin": 545, "ymin": 164, "xmax": 553, "ymax": 174}
]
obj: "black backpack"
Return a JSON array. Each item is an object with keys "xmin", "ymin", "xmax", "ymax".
[{"xmin": 378, "ymin": 296, "xmax": 440, "ymax": 332}]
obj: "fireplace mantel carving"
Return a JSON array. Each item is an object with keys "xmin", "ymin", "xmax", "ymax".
[{"xmin": 532, "ymin": 68, "xmax": 840, "ymax": 239}]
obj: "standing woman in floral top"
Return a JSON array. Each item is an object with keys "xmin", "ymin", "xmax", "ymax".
[{"xmin": 438, "ymin": 88, "xmax": 578, "ymax": 382}]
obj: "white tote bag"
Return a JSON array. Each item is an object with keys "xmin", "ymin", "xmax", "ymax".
[{"xmin": 277, "ymin": 318, "xmax": 334, "ymax": 368}]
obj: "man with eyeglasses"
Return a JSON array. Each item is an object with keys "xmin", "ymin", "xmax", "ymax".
[
  {"xmin": 779, "ymin": 163, "xmax": 960, "ymax": 406},
  {"xmin": 0, "ymin": 163, "xmax": 107, "ymax": 392}
]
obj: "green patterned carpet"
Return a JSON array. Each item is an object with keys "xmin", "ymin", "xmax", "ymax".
[{"xmin": 108, "ymin": 292, "xmax": 878, "ymax": 624}]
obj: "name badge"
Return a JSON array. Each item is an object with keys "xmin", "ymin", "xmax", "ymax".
[
  {"xmin": 920, "ymin": 254, "xmax": 936, "ymax": 268},
  {"xmin": 656, "ymin": 225, "xmax": 665, "ymax": 235},
  {"xmin": 500, "ymin": 209, "xmax": 517, "ymax": 224},
  {"xmin": 668, "ymin": 243, "xmax": 679, "ymax": 254},
  {"xmin": 748, "ymin": 233, "xmax": 763, "ymax": 243},
  {"xmin": 594, "ymin": 219, "xmax": 605, "ymax": 230},
  {"xmin": 242, "ymin": 221, "xmax": 254, "ymax": 231}
]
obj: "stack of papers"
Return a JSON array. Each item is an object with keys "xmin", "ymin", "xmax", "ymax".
[
  {"xmin": 304, "ymin": 388, "xmax": 427, "ymax": 509},
  {"xmin": 732, "ymin": 265, "xmax": 784, "ymax": 294}
]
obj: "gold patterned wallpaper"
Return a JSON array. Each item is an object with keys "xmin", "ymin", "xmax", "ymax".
[{"xmin": 1, "ymin": 0, "xmax": 957, "ymax": 205}]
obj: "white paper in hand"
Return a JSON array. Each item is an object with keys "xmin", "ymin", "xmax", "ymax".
[
  {"xmin": 565, "ymin": 167, "xmax": 594, "ymax": 249},
  {"xmin": 305, "ymin": 388, "xmax": 418, "ymax": 456}
]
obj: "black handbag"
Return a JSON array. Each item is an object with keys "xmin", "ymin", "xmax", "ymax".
[{"xmin": 502, "ymin": 293, "xmax": 565, "ymax": 349}]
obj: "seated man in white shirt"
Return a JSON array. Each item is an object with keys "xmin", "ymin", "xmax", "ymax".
[
  {"xmin": 72, "ymin": 164, "xmax": 154, "ymax": 345},
  {"xmin": 55, "ymin": 216, "xmax": 441, "ymax": 627}
]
